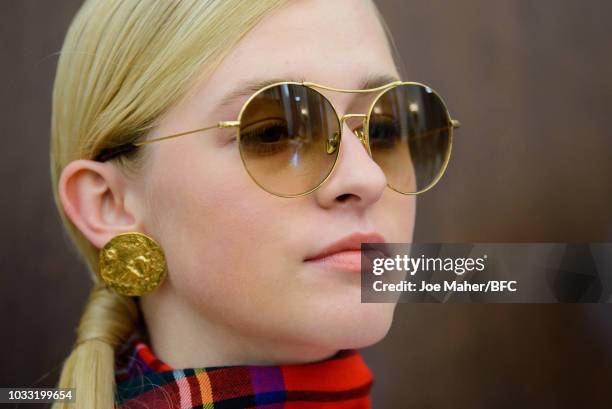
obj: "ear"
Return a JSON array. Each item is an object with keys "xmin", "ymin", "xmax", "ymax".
[{"xmin": 58, "ymin": 159, "xmax": 145, "ymax": 250}]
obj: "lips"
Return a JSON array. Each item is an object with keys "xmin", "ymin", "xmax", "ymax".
[{"xmin": 304, "ymin": 232, "xmax": 390, "ymax": 272}]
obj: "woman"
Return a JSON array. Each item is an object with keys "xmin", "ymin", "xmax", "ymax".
[{"xmin": 50, "ymin": 0, "xmax": 456, "ymax": 407}]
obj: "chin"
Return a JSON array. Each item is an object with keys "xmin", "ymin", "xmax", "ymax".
[{"xmin": 309, "ymin": 302, "xmax": 397, "ymax": 351}]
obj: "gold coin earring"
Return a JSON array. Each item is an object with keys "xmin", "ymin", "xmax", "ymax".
[{"xmin": 98, "ymin": 232, "xmax": 167, "ymax": 296}]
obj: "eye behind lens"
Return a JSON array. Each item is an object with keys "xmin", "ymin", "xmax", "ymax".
[
  {"xmin": 240, "ymin": 118, "xmax": 290, "ymax": 156},
  {"xmin": 237, "ymin": 82, "xmax": 341, "ymax": 197},
  {"xmin": 368, "ymin": 114, "xmax": 401, "ymax": 150},
  {"xmin": 367, "ymin": 83, "xmax": 452, "ymax": 194}
]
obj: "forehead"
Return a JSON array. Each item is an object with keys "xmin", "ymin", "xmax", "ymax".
[{"xmin": 193, "ymin": 0, "xmax": 399, "ymax": 110}]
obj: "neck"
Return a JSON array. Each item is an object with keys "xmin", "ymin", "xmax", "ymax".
[{"xmin": 139, "ymin": 287, "xmax": 343, "ymax": 368}]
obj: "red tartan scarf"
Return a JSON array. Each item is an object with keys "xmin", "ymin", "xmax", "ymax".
[{"xmin": 114, "ymin": 333, "xmax": 374, "ymax": 408}]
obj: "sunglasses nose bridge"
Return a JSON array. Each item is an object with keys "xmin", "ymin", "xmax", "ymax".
[{"xmin": 339, "ymin": 113, "xmax": 368, "ymax": 147}]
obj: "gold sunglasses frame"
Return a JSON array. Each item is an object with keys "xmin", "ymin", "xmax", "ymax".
[{"xmin": 95, "ymin": 80, "xmax": 460, "ymax": 198}]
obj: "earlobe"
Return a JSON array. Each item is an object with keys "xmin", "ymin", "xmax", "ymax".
[{"xmin": 58, "ymin": 159, "xmax": 141, "ymax": 249}]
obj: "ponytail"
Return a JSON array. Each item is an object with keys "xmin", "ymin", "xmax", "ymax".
[{"xmin": 52, "ymin": 284, "xmax": 137, "ymax": 409}]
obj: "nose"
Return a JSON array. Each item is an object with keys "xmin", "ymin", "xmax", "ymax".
[{"xmin": 313, "ymin": 115, "xmax": 388, "ymax": 209}]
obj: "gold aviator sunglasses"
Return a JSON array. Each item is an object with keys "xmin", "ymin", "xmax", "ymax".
[{"xmin": 95, "ymin": 80, "xmax": 460, "ymax": 198}]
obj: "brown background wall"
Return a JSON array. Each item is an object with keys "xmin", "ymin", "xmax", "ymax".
[{"xmin": 1, "ymin": 1, "xmax": 611, "ymax": 407}]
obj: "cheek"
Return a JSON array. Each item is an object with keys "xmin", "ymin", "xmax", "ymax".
[
  {"xmin": 374, "ymin": 190, "xmax": 416, "ymax": 243},
  {"xmin": 145, "ymin": 142, "xmax": 292, "ymax": 318}
]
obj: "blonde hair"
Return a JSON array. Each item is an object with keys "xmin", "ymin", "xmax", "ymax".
[{"xmin": 50, "ymin": 1, "xmax": 288, "ymax": 407}]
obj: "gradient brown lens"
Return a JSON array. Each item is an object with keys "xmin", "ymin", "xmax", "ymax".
[
  {"xmin": 238, "ymin": 84, "xmax": 340, "ymax": 196},
  {"xmin": 367, "ymin": 83, "xmax": 452, "ymax": 194}
]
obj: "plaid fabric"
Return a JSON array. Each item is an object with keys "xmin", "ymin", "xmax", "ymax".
[{"xmin": 114, "ymin": 335, "xmax": 374, "ymax": 408}]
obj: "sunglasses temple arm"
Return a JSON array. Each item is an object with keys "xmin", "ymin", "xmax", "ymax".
[
  {"xmin": 95, "ymin": 121, "xmax": 240, "ymax": 162},
  {"xmin": 131, "ymin": 121, "xmax": 240, "ymax": 147}
]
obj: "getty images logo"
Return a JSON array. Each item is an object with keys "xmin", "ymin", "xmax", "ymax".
[{"xmin": 371, "ymin": 254, "xmax": 488, "ymax": 276}]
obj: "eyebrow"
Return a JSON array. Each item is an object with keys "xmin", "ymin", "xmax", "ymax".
[{"xmin": 217, "ymin": 73, "xmax": 401, "ymax": 109}]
